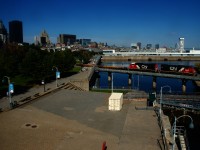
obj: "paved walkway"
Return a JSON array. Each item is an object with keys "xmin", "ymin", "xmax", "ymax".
[{"xmin": 0, "ymin": 67, "xmax": 92, "ymax": 111}]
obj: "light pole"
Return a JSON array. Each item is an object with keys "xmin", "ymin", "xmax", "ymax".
[
  {"xmin": 172, "ymin": 115, "xmax": 194, "ymax": 150},
  {"xmin": 137, "ymin": 75, "xmax": 139, "ymax": 90},
  {"xmin": 41, "ymin": 80, "xmax": 45, "ymax": 92},
  {"xmin": 2, "ymin": 76, "xmax": 12, "ymax": 108},
  {"xmin": 111, "ymin": 73, "xmax": 113, "ymax": 93},
  {"xmin": 52, "ymin": 66, "xmax": 59, "ymax": 88},
  {"xmin": 159, "ymin": 85, "xmax": 171, "ymax": 115}
]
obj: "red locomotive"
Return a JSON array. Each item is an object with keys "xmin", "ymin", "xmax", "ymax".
[{"xmin": 128, "ymin": 63, "xmax": 197, "ymax": 76}]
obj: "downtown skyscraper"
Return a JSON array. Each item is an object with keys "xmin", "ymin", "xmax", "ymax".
[{"xmin": 9, "ymin": 20, "xmax": 23, "ymax": 43}]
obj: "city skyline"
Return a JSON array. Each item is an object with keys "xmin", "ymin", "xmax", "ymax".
[{"xmin": 1, "ymin": 0, "xmax": 200, "ymax": 48}]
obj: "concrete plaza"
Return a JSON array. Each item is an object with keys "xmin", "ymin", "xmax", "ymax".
[{"xmin": 0, "ymin": 89, "xmax": 162, "ymax": 150}]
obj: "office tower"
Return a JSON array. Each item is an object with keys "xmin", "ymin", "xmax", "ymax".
[
  {"xmin": 58, "ymin": 34, "xmax": 76, "ymax": 45},
  {"xmin": 40, "ymin": 30, "xmax": 50, "ymax": 46},
  {"xmin": 9, "ymin": 20, "xmax": 23, "ymax": 43},
  {"xmin": 179, "ymin": 38, "xmax": 184, "ymax": 52}
]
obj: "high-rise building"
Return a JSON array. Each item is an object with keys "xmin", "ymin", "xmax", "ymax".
[
  {"xmin": 58, "ymin": 34, "xmax": 76, "ymax": 45},
  {"xmin": 40, "ymin": 30, "xmax": 50, "ymax": 46},
  {"xmin": 179, "ymin": 37, "xmax": 184, "ymax": 52},
  {"xmin": 9, "ymin": 20, "xmax": 23, "ymax": 43},
  {"xmin": 0, "ymin": 20, "xmax": 8, "ymax": 43}
]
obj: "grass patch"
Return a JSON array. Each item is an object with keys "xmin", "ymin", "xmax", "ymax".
[
  {"xmin": 68, "ymin": 66, "xmax": 82, "ymax": 73},
  {"xmin": 12, "ymin": 75, "xmax": 33, "ymax": 87}
]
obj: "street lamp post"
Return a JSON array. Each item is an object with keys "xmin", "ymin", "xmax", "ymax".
[
  {"xmin": 172, "ymin": 115, "xmax": 194, "ymax": 150},
  {"xmin": 52, "ymin": 66, "xmax": 59, "ymax": 88},
  {"xmin": 2, "ymin": 76, "xmax": 12, "ymax": 108},
  {"xmin": 41, "ymin": 80, "xmax": 45, "ymax": 92},
  {"xmin": 111, "ymin": 73, "xmax": 113, "ymax": 93},
  {"xmin": 160, "ymin": 85, "xmax": 171, "ymax": 115}
]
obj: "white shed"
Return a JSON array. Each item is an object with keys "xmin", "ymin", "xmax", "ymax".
[{"xmin": 108, "ymin": 93, "xmax": 123, "ymax": 111}]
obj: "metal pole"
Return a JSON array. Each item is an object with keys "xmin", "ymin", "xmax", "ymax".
[
  {"xmin": 111, "ymin": 73, "xmax": 113, "ymax": 93},
  {"xmin": 160, "ymin": 87, "xmax": 162, "ymax": 115},
  {"xmin": 8, "ymin": 78, "xmax": 12, "ymax": 105},
  {"xmin": 3, "ymin": 76, "xmax": 12, "ymax": 108},
  {"xmin": 52, "ymin": 66, "xmax": 58, "ymax": 88},
  {"xmin": 159, "ymin": 85, "xmax": 171, "ymax": 116}
]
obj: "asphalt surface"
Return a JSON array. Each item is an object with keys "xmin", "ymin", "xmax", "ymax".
[{"xmin": 0, "ymin": 89, "xmax": 162, "ymax": 150}]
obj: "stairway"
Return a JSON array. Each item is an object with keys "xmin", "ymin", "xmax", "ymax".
[{"xmin": 63, "ymin": 82, "xmax": 85, "ymax": 91}]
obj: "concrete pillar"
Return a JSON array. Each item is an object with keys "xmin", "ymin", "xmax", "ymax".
[
  {"xmin": 182, "ymin": 79, "xmax": 187, "ymax": 93},
  {"xmin": 128, "ymin": 74, "xmax": 132, "ymax": 86},
  {"xmin": 108, "ymin": 72, "xmax": 112, "ymax": 88},
  {"xmin": 95, "ymin": 72, "xmax": 100, "ymax": 88},
  {"xmin": 152, "ymin": 76, "xmax": 157, "ymax": 91}
]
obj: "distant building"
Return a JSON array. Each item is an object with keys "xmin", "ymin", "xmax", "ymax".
[
  {"xmin": 89, "ymin": 42, "xmax": 98, "ymax": 48},
  {"xmin": 179, "ymin": 37, "xmax": 184, "ymax": 52},
  {"xmin": 9, "ymin": 20, "xmax": 23, "ymax": 43},
  {"xmin": 0, "ymin": 20, "xmax": 8, "ymax": 43},
  {"xmin": 137, "ymin": 42, "xmax": 142, "ymax": 50},
  {"xmin": 131, "ymin": 43, "xmax": 138, "ymax": 50},
  {"xmin": 34, "ymin": 36, "xmax": 39, "ymax": 46},
  {"xmin": 78, "ymin": 39, "xmax": 91, "ymax": 46},
  {"xmin": 146, "ymin": 44, "xmax": 152, "ymax": 50},
  {"xmin": 155, "ymin": 44, "xmax": 159, "ymax": 50},
  {"xmin": 58, "ymin": 34, "xmax": 76, "ymax": 46},
  {"xmin": 40, "ymin": 30, "xmax": 50, "ymax": 46}
]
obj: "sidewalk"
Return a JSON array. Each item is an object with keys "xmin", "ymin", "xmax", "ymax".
[{"xmin": 0, "ymin": 67, "xmax": 92, "ymax": 111}]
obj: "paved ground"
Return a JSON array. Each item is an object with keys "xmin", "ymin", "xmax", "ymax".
[{"xmin": 0, "ymin": 89, "xmax": 162, "ymax": 150}]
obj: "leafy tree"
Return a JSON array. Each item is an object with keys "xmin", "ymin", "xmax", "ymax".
[{"xmin": 20, "ymin": 48, "xmax": 43, "ymax": 81}]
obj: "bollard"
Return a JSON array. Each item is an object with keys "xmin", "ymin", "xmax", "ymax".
[{"xmin": 102, "ymin": 141, "xmax": 107, "ymax": 150}]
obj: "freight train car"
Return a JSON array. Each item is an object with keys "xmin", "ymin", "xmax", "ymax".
[{"xmin": 160, "ymin": 64, "xmax": 197, "ymax": 75}]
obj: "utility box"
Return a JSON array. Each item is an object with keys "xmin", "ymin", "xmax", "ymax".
[{"xmin": 108, "ymin": 93, "xmax": 123, "ymax": 111}]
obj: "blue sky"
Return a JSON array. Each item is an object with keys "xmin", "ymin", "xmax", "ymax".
[{"xmin": 1, "ymin": 0, "xmax": 200, "ymax": 48}]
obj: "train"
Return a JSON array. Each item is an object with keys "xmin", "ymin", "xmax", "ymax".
[{"xmin": 128, "ymin": 62, "xmax": 197, "ymax": 76}]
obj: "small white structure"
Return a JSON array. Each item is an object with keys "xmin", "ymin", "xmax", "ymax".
[{"xmin": 108, "ymin": 93, "xmax": 123, "ymax": 111}]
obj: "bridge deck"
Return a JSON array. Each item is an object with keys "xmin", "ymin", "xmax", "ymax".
[{"xmin": 95, "ymin": 67, "xmax": 200, "ymax": 81}]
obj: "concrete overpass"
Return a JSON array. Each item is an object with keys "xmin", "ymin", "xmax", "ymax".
[{"xmin": 94, "ymin": 67, "xmax": 200, "ymax": 93}]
